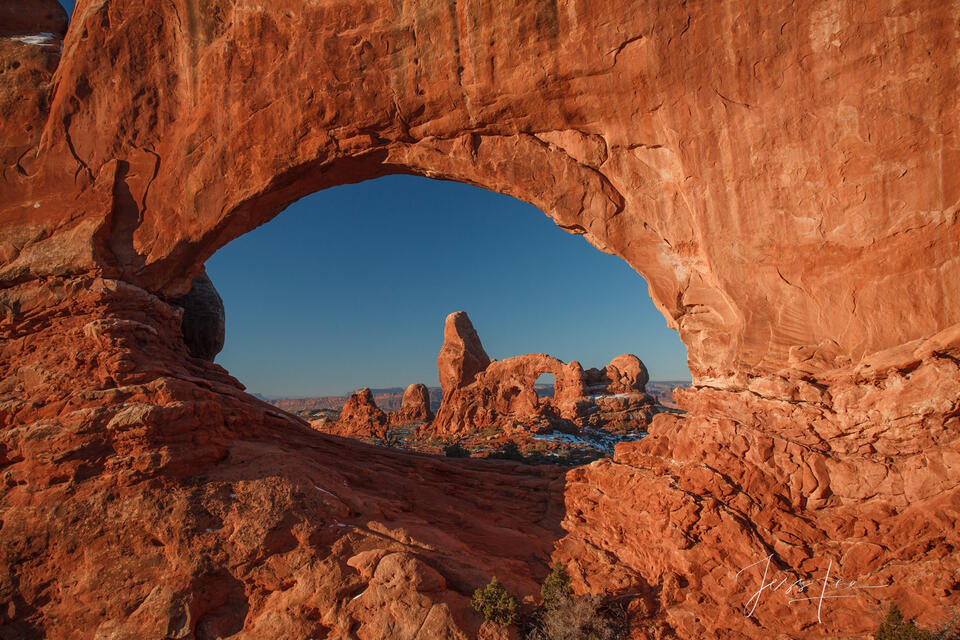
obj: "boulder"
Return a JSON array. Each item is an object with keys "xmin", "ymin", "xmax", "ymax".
[
  {"xmin": 604, "ymin": 354, "xmax": 649, "ymax": 394},
  {"xmin": 171, "ymin": 272, "xmax": 225, "ymax": 362}
]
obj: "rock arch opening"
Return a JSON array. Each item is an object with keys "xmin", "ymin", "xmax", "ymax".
[
  {"xmin": 204, "ymin": 174, "xmax": 688, "ymax": 459},
  {"xmin": 535, "ymin": 373, "xmax": 556, "ymax": 398}
]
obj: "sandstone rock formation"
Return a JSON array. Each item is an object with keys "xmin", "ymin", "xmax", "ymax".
[
  {"xmin": 170, "ymin": 272, "xmax": 225, "ymax": 361},
  {"xmin": 0, "ymin": 278, "xmax": 567, "ymax": 638},
  {"xmin": 431, "ymin": 311, "xmax": 658, "ymax": 436},
  {"xmin": 1, "ymin": 0, "xmax": 959, "ymax": 637},
  {"xmin": 388, "ymin": 383, "xmax": 434, "ymax": 426},
  {"xmin": 0, "ymin": 0, "xmax": 66, "ymax": 179},
  {"xmin": 602, "ymin": 355, "xmax": 649, "ymax": 395},
  {"xmin": 438, "ymin": 312, "xmax": 491, "ymax": 395},
  {"xmin": 323, "ymin": 388, "xmax": 389, "ymax": 439},
  {"xmin": 269, "ymin": 387, "xmax": 441, "ymax": 414}
]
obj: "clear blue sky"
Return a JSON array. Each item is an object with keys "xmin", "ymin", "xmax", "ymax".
[{"xmin": 55, "ymin": 0, "xmax": 688, "ymax": 396}]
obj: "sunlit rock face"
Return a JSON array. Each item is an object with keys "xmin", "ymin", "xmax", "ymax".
[
  {"xmin": 388, "ymin": 383, "xmax": 433, "ymax": 426},
  {"xmin": 330, "ymin": 387, "xmax": 389, "ymax": 439},
  {"xmin": 438, "ymin": 311, "xmax": 492, "ymax": 395},
  {"xmin": 0, "ymin": 0, "xmax": 958, "ymax": 637},
  {"xmin": 431, "ymin": 311, "xmax": 659, "ymax": 436}
]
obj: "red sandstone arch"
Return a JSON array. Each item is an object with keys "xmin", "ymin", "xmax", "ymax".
[
  {"xmin": 10, "ymin": 0, "xmax": 958, "ymax": 383},
  {"xmin": 2, "ymin": 0, "xmax": 959, "ymax": 637}
]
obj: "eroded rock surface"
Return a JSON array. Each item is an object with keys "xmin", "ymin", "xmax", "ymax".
[
  {"xmin": 0, "ymin": 277, "xmax": 566, "ymax": 639},
  {"xmin": 1, "ymin": 0, "xmax": 958, "ymax": 637},
  {"xmin": 319, "ymin": 388, "xmax": 389, "ymax": 440},
  {"xmin": 438, "ymin": 312, "xmax": 492, "ymax": 395},
  {"xmin": 388, "ymin": 383, "xmax": 434, "ymax": 426}
]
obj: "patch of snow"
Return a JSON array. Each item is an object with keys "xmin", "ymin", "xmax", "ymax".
[
  {"xmin": 533, "ymin": 429, "xmax": 647, "ymax": 455},
  {"xmin": 587, "ymin": 392, "xmax": 642, "ymax": 400},
  {"xmin": 205, "ymin": 528, "xmax": 217, "ymax": 533},
  {"xmin": 11, "ymin": 33, "xmax": 59, "ymax": 47},
  {"xmin": 315, "ymin": 485, "xmax": 340, "ymax": 499},
  {"xmin": 229, "ymin": 493, "xmax": 237, "ymax": 499},
  {"xmin": 533, "ymin": 433, "xmax": 593, "ymax": 446}
]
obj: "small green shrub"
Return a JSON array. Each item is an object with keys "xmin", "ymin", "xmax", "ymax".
[
  {"xmin": 491, "ymin": 441, "xmax": 524, "ymax": 461},
  {"xmin": 875, "ymin": 603, "xmax": 960, "ymax": 640},
  {"xmin": 471, "ymin": 576, "xmax": 519, "ymax": 627},
  {"xmin": 876, "ymin": 604, "xmax": 932, "ymax": 640},
  {"xmin": 541, "ymin": 561, "xmax": 572, "ymax": 606}
]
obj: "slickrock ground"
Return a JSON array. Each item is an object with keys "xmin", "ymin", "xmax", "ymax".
[{"xmin": 1, "ymin": 0, "xmax": 959, "ymax": 638}]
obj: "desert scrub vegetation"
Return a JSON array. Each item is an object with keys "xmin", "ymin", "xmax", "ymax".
[
  {"xmin": 875, "ymin": 603, "xmax": 960, "ymax": 640},
  {"xmin": 527, "ymin": 561, "xmax": 629, "ymax": 639},
  {"xmin": 540, "ymin": 561, "xmax": 572, "ymax": 606},
  {"xmin": 472, "ymin": 576, "xmax": 519, "ymax": 627},
  {"xmin": 528, "ymin": 594, "xmax": 621, "ymax": 640},
  {"xmin": 490, "ymin": 440, "xmax": 525, "ymax": 461},
  {"xmin": 443, "ymin": 442, "xmax": 470, "ymax": 458}
]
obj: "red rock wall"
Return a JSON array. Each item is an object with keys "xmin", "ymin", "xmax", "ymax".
[{"xmin": 1, "ymin": 0, "xmax": 959, "ymax": 637}]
